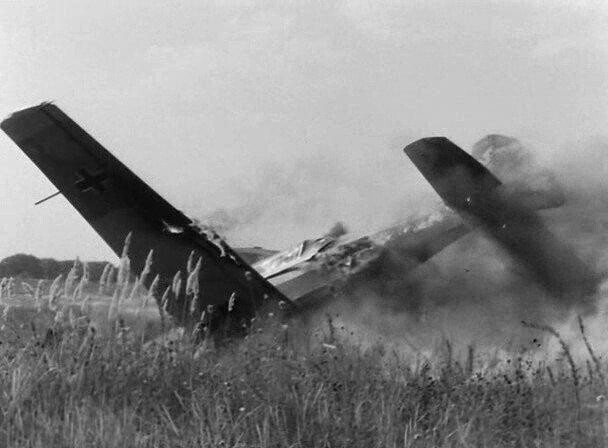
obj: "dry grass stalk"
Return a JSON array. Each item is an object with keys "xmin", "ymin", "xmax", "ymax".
[
  {"xmin": 108, "ymin": 278, "xmax": 121, "ymax": 322},
  {"xmin": 0, "ymin": 277, "xmax": 6, "ymax": 302},
  {"xmin": 445, "ymin": 339, "xmax": 453, "ymax": 370},
  {"xmin": 129, "ymin": 249, "xmax": 155, "ymax": 302},
  {"xmin": 228, "ymin": 292, "xmax": 237, "ymax": 313},
  {"xmin": 67, "ymin": 308, "xmax": 77, "ymax": 328},
  {"xmin": 142, "ymin": 274, "xmax": 160, "ymax": 309},
  {"xmin": 64, "ymin": 259, "xmax": 80, "ymax": 298},
  {"xmin": 33, "ymin": 280, "xmax": 43, "ymax": 308},
  {"xmin": 156, "ymin": 285, "xmax": 171, "ymax": 332},
  {"xmin": 116, "ymin": 234, "xmax": 132, "ymax": 288},
  {"xmin": 82, "ymin": 261, "xmax": 89, "ymax": 283},
  {"xmin": 121, "ymin": 231, "xmax": 133, "ymax": 258},
  {"xmin": 98, "ymin": 263, "xmax": 113, "ymax": 294},
  {"xmin": 118, "ymin": 258, "xmax": 132, "ymax": 305},
  {"xmin": 522, "ymin": 320, "xmax": 580, "ymax": 402},
  {"xmin": 5, "ymin": 277, "xmax": 14, "ymax": 301},
  {"xmin": 577, "ymin": 315, "xmax": 604, "ymax": 386},
  {"xmin": 128, "ymin": 277, "xmax": 141, "ymax": 302},
  {"xmin": 160, "ymin": 286, "xmax": 170, "ymax": 311},
  {"xmin": 136, "ymin": 274, "xmax": 161, "ymax": 319},
  {"xmin": 106, "ymin": 265, "xmax": 116, "ymax": 285},
  {"xmin": 80, "ymin": 295, "xmax": 91, "ymax": 314},
  {"xmin": 185, "ymin": 258, "xmax": 201, "ymax": 296},
  {"xmin": 186, "ymin": 258, "xmax": 202, "ymax": 315},
  {"xmin": 53, "ymin": 307, "xmax": 64, "ymax": 324},
  {"xmin": 108, "ymin": 237, "xmax": 133, "ymax": 323},
  {"xmin": 141, "ymin": 250, "xmax": 154, "ymax": 281},
  {"xmin": 47, "ymin": 274, "xmax": 63, "ymax": 310},
  {"xmin": 186, "ymin": 250, "xmax": 196, "ymax": 274},
  {"xmin": 171, "ymin": 271, "xmax": 182, "ymax": 299},
  {"xmin": 71, "ymin": 263, "xmax": 88, "ymax": 303},
  {"xmin": 466, "ymin": 344, "xmax": 475, "ymax": 376},
  {"xmin": 587, "ymin": 359, "xmax": 595, "ymax": 383}
]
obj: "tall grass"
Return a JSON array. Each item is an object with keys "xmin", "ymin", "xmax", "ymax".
[{"xmin": 0, "ymin": 261, "xmax": 608, "ymax": 446}]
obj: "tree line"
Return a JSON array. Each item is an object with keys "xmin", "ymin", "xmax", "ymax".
[{"xmin": 0, "ymin": 253, "xmax": 113, "ymax": 282}]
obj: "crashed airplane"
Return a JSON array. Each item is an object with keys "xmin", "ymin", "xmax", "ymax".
[{"xmin": 1, "ymin": 103, "xmax": 600, "ymax": 333}]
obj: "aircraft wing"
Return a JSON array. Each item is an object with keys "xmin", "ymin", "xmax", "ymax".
[
  {"xmin": 405, "ymin": 137, "xmax": 599, "ymax": 307},
  {"xmin": 257, "ymin": 207, "xmax": 470, "ymax": 308},
  {"xmin": 1, "ymin": 103, "xmax": 293, "ymax": 325}
]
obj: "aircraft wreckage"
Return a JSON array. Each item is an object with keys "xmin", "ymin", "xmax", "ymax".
[{"xmin": 1, "ymin": 104, "xmax": 600, "ymax": 334}]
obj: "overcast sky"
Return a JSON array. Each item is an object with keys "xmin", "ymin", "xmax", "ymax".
[{"xmin": 1, "ymin": 0, "xmax": 607, "ymax": 261}]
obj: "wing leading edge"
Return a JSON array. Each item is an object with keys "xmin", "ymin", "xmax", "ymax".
[{"xmin": 1, "ymin": 103, "xmax": 293, "ymax": 326}]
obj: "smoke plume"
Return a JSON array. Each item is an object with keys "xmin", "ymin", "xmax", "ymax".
[
  {"xmin": 205, "ymin": 134, "xmax": 608, "ymax": 353},
  {"xmin": 331, "ymin": 135, "xmax": 608, "ymax": 354}
]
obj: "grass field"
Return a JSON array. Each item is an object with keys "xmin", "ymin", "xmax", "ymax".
[{"xmin": 1, "ymin": 263, "xmax": 608, "ymax": 447}]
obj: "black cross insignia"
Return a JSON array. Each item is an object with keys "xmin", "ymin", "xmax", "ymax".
[{"xmin": 75, "ymin": 168, "xmax": 109, "ymax": 193}]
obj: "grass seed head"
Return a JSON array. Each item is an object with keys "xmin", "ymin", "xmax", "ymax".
[
  {"xmin": 228, "ymin": 292, "xmax": 237, "ymax": 313},
  {"xmin": 48, "ymin": 274, "xmax": 64, "ymax": 308},
  {"xmin": 128, "ymin": 277, "xmax": 141, "ymax": 302},
  {"xmin": 172, "ymin": 271, "xmax": 182, "ymax": 298},
  {"xmin": 33, "ymin": 280, "xmax": 43, "ymax": 304},
  {"xmin": 185, "ymin": 258, "xmax": 202, "ymax": 297},
  {"xmin": 160, "ymin": 285, "xmax": 171, "ymax": 311},
  {"xmin": 121, "ymin": 231, "xmax": 133, "ymax": 258},
  {"xmin": 98, "ymin": 263, "xmax": 112, "ymax": 294},
  {"xmin": 142, "ymin": 274, "xmax": 160, "ymax": 311},
  {"xmin": 140, "ymin": 249, "xmax": 154, "ymax": 285},
  {"xmin": 0, "ymin": 277, "xmax": 7, "ymax": 301},
  {"xmin": 64, "ymin": 258, "xmax": 80, "ymax": 298},
  {"xmin": 186, "ymin": 250, "xmax": 196, "ymax": 274},
  {"xmin": 6, "ymin": 277, "xmax": 15, "ymax": 300}
]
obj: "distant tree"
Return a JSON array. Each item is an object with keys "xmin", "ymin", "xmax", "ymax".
[
  {"xmin": 0, "ymin": 254, "xmax": 114, "ymax": 281},
  {"xmin": 0, "ymin": 254, "xmax": 43, "ymax": 278}
]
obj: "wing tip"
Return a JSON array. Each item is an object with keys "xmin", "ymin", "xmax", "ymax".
[
  {"xmin": 2, "ymin": 101, "xmax": 56, "ymax": 124},
  {"xmin": 403, "ymin": 136, "xmax": 450, "ymax": 155},
  {"xmin": 1, "ymin": 101, "xmax": 58, "ymax": 140},
  {"xmin": 403, "ymin": 135, "xmax": 502, "ymax": 210}
]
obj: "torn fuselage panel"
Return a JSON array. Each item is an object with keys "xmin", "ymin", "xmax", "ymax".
[{"xmin": 266, "ymin": 206, "xmax": 470, "ymax": 309}]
